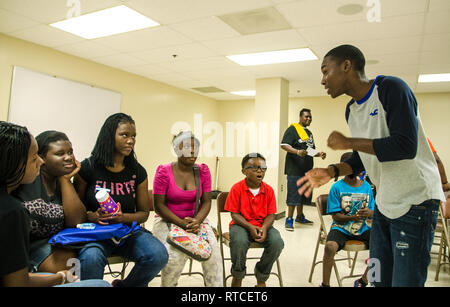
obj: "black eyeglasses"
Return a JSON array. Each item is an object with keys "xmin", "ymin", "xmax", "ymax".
[{"xmin": 244, "ymin": 165, "xmax": 267, "ymax": 172}]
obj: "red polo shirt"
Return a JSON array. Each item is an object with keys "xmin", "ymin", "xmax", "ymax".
[{"xmin": 225, "ymin": 179, "xmax": 277, "ymax": 228}]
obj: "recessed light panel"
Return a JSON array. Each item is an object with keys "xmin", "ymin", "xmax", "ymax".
[
  {"xmin": 418, "ymin": 73, "xmax": 450, "ymax": 83},
  {"xmin": 226, "ymin": 48, "xmax": 317, "ymax": 66},
  {"xmin": 231, "ymin": 90, "xmax": 256, "ymax": 96},
  {"xmin": 50, "ymin": 5, "xmax": 160, "ymax": 39}
]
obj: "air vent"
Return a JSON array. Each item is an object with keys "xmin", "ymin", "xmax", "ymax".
[
  {"xmin": 191, "ymin": 87, "xmax": 226, "ymax": 93},
  {"xmin": 218, "ymin": 7, "xmax": 291, "ymax": 35}
]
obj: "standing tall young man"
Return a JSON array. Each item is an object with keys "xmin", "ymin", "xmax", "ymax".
[
  {"xmin": 281, "ymin": 108, "xmax": 326, "ymax": 231},
  {"xmin": 298, "ymin": 45, "xmax": 445, "ymax": 286}
]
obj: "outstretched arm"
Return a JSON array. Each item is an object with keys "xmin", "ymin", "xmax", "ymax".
[{"xmin": 297, "ymin": 162, "xmax": 354, "ymax": 198}]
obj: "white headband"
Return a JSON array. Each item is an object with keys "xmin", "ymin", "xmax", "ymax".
[{"xmin": 173, "ymin": 131, "xmax": 200, "ymax": 149}]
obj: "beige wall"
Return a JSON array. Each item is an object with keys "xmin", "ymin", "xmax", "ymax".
[{"xmin": 2, "ymin": 33, "xmax": 449, "ymax": 211}]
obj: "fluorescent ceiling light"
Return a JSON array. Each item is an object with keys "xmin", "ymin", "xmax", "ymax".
[
  {"xmin": 50, "ymin": 5, "xmax": 160, "ymax": 39},
  {"xmin": 226, "ymin": 48, "xmax": 318, "ymax": 66},
  {"xmin": 231, "ymin": 90, "xmax": 256, "ymax": 96},
  {"xmin": 418, "ymin": 73, "xmax": 450, "ymax": 83}
]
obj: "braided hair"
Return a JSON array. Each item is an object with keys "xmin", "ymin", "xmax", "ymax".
[
  {"xmin": 91, "ymin": 113, "xmax": 137, "ymax": 168},
  {"xmin": 0, "ymin": 121, "xmax": 31, "ymax": 188}
]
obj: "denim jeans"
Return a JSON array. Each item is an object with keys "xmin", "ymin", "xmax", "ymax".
[
  {"xmin": 55, "ymin": 279, "xmax": 111, "ymax": 287},
  {"xmin": 37, "ymin": 273, "xmax": 111, "ymax": 287},
  {"xmin": 286, "ymin": 175, "xmax": 311, "ymax": 206},
  {"xmin": 78, "ymin": 229, "xmax": 168, "ymax": 287},
  {"xmin": 229, "ymin": 224, "xmax": 284, "ymax": 282},
  {"xmin": 369, "ymin": 200, "xmax": 439, "ymax": 287}
]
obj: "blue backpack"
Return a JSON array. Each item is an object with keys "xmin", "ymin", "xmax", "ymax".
[{"xmin": 49, "ymin": 222, "xmax": 140, "ymax": 248}]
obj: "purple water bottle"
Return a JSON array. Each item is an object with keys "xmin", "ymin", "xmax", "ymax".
[{"xmin": 95, "ymin": 189, "xmax": 119, "ymax": 215}]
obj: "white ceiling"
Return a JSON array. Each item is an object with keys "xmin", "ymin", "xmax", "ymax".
[{"xmin": 1, "ymin": 0, "xmax": 449, "ymax": 100}]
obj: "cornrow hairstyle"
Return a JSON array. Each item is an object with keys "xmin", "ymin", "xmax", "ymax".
[
  {"xmin": 325, "ymin": 44, "xmax": 366, "ymax": 75},
  {"xmin": 0, "ymin": 121, "xmax": 32, "ymax": 188},
  {"xmin": 241, "ymin": 152, "xmax": 266, "ymax": 169},
  {"xmin": 91, "ymin": 113, "xmax": 137, "ymax": 168},
  {"xmin": 36, "ymin": 130, "xmax": 69, "ymax": 157}
]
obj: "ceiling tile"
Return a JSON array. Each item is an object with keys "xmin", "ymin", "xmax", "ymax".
[
  {"xmin": 124, "ymin": 63, "xmax": 174, "ymax": 77},
  {"xmin": 128, "ymin": 0, "xmax": 273, "ymax": 24},
  {"xmin": 130, "ymin": 42, "xmax": 217, "ymax": 63},
  {"xmin": 54, "ymin": 41, "xmax": 121, "ymax": 59},
  {"xmin": 421, "ymin": 33, "xmax": 450, "ymax": 52},
  {"xmin": 8, "ymin": 24, "xmax": 83, "ymax": 48},
  {"xmin": 424, "ymin": 11, "xmax": 450, "ymax": 35},
  {"xmin": 203, "ymin": 29, "xmax": 308, "ymax": 55},
  {"xmin": 428, "ymin": 0, "xmax": 450, "ymax": 12},
  {"xmin": 182, "ymin": 67, "xmax": 254, "ymax": 80},
  {"xmin": 0, "ymin": 0, "xmax": 124, "ymax": 23},
  {"xmin": 91, "ymin": 53, "xmax": 148, "ymax": 70},
  {"xmin": 298, "ymin": 14, "xmax": 425, "ymax": 46},
  {"xmin": 277, "ymin": 0, "xmax": 367, "ymax": 28},
  {"xmin": 169, "ymin": 16, "xmax": 240, "ymax": 41},
  {"xmin": 0, "ymin": 8, "xmax": 40, "ymax": 33},
  {"xmin": 92, "ymin": 26, "xmax": 193, "ymax": 53},
  {"xmin": 157, "ymin": 56, "xmax": 237, "ymax": 73}
]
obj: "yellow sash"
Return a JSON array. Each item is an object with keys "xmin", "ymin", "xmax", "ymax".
[{"xmin": 291, "ymin": 123, "xmax": 309, "ymax": 141}]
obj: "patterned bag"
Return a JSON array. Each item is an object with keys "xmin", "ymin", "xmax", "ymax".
[
  {"xmin": 166, "ymin": 222, "xmax": 212, "ymax": 261},
  {"xmin": 166, "ymin": 165, "xmax": 212, "ymax": 261}
]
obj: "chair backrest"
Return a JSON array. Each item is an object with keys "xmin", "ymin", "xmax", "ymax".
[
  {"xmin": 216, "ymin": 192, "xmax": 229, "ymax": 213},
  {"xmin": 316, "ymin": 194, "xmax": 329, "ymax": 216},
  {"xmin": 216, "ymin": 192, "xmax": 229, "ymax": 237},
  {"xmin": 148, "ymin": 189, "xmax": 154, "ymax": 212},
  {"xmin": 315, "ymin": 194, "xmax": 329, "ymax": 235},
  {"xmin": 442, "ymin": 198, "xmax": 450, "ymax": 220}
]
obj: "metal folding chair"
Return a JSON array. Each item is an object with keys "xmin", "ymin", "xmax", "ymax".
[{"xmin": 216, "ymin": 192, "xmax": 283, "ymax": 287}]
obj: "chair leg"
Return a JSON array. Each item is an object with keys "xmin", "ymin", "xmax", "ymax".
[
  {"xmin": 188, "ymin": 258, "xmax": 193, "ymax": 276},
  {"xmin": 349, "ymin": 251, "xmax": 359, "ymax": 277},
  {"xmin": 333, "ymin": 261, "xmax": 342, "ymax": 287},
  {"xmin": 219, "ymin": 238, "xmax": 227, "ymax": 287},
  {"xmin": 308, "ymin": 232, "xmax": 322, "ymax": 283},
  {"xmin": 435, "ymin": 236, "xmax": 443, "ymax": 281},
  {"xmin": 347, "ymin": 251, "xmax": 352, "ymax": 268},
  {"xmin": 276, "ymin": 258, "xmax": 283, "ymax": 287}
]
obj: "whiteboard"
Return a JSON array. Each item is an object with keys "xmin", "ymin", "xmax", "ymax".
[{"xmin": 8, "ymin": 66, "xmax": 121, "ymax": 161}]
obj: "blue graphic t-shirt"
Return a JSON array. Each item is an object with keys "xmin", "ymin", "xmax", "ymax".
[{"xmin": 327, "ymin": 179, "xmax": 375, "ymax": 236}]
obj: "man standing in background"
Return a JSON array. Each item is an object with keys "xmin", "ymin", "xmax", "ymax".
[{"xmin": 281, "ymin": 108, "xmax": 326, "ymax": 231}]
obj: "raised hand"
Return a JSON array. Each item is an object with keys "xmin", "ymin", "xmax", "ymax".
[{"xmin": 297, "ymin": 168, "xmax": 332, "ymax": 198}]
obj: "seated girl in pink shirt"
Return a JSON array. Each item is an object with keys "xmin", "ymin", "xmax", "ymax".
[{"xmin": 152, "ymin": 131, "xmax": 223, "ymax": 287}]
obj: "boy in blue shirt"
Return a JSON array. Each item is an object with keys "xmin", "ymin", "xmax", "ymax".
[{"xmin": 321, "ymin": 152, "xmax": 374, "ymax": 287}]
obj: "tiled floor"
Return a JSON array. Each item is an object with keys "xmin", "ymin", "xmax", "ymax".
[{"xmin": 105, "ymin": 201, "xmax": 450, "ymax": 287}]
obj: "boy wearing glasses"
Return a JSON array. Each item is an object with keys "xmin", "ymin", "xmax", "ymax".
[{"xmin": 225, "ymin": 153, "xmax": 284, "ymax": 287}]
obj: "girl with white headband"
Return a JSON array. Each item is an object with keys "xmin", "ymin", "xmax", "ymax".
[{"xmin": 152, "ymin": 131, "xmax": 223, "ymax": 287}]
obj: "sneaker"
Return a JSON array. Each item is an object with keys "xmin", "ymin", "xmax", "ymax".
[
  {"xmin": 295, "ymin": 214, "xmax": 313, "ymax": 224},
  {"xmin": 353, "ymin": 278, "xmax": 367, "ymax": 287},
  {"xmin": 285, "ymin": 217, "xmax": 294, "ymax": 231}
]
